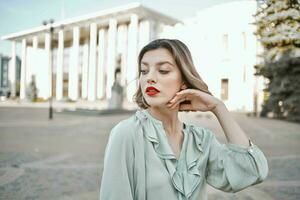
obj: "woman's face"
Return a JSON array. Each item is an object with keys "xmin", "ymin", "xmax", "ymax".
[{"xmin": 139, "ymin": 48, "xmax": 184, "ymax": 108}]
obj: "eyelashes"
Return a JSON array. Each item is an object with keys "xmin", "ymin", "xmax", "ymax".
[{"xmin": 140, "ymin": 70, "xmax": 169, "ymax": 75}]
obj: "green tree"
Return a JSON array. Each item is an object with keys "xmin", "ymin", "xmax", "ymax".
[{"xmin": 254, "ymin": 0, "xmax": 300, "ymax": 122}]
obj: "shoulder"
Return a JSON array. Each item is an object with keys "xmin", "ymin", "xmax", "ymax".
[
  {"xmin": 108, "ymin": 115, "xmax": 137, "ymax": 145},
  {"xmin": 111, "ymin": 115, "xmax": 136, "ymax": 132},
  {"xmin": 102, "ymin": 116, "xmax": 138, "ymax": 167}
]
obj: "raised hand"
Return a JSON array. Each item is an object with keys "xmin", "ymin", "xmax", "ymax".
[{"xmin": 166, "ymin": 89, "xmax": 222, "ymax": 112}]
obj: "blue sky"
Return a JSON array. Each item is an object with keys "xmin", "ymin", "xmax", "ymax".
[{"xmin": 0, "ymin": 0, "xmax": 236, "ymax": 56}]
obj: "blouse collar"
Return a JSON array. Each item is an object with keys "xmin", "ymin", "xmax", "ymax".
[
  {"xmin": 134, "ymin": 108, "xmax": 205, "ymax": 198},
  {"xmin": 141, "ymin": 108, "xmax": 187, "ymax": 130},
  {"xmin": 135, "ymin": 109, "xmax": 203, "ymax": 152}
]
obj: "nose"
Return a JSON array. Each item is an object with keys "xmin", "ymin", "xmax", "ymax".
[
  {"xmin": 146, "ymin": 70, "xmax": 157, "ymax": 84},
  {"xmin": 147, "ymin": 79, "xmax": 157, "ymax": 84}
]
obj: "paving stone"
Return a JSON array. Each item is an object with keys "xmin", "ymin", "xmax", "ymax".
[{"xmin": 0, "ymin": 107, "xmax": 299, "ymax": 199}]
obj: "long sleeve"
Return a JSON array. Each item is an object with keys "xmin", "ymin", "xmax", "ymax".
[
  {"xmin": 99, "ymin": 124, "xmax": 135, "ymax": 200},
  {"xmin": 205, "ymin": 129, "xmax": 269, "ymax": 193}
]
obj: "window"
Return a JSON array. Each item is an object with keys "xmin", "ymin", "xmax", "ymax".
[
  {"xmin": 243, "ymin": 65, "xmax": 246, "ymax": 82},
  {"xmin": 222, "ymin": 34, "xmax": 229, "ymax": 61},
  {"xmin": 242, "ymin": 32, "xmax": 247, "ymax": 50},
  {"xmin": 222, "ymin": 34, "xmax": 229, "ymax": 52},
  {"xmin": 221, "ymin": 78, "xmax": 229, "ymax": 100}
]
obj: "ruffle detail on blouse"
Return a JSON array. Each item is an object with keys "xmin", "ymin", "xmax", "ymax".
[{"xmin": 135, "ymin": 109, "xmax": 205, "ymax": 199}]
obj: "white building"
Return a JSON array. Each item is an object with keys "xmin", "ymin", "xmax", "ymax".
[
  {"xmin": 1, "ymin": 3, "xmax": 179, "ymax": 102},
  {"xmin": 161, "ymin": 0, "xmax": 264, "ymax": 113},
  {"xmin": 2, "ymin": 1, "xmax": 265, "ymax": 113}
]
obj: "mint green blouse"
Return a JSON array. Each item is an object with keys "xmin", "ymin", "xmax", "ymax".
[{"xmin": 99, "ymin": 109, "xmax": 268, "ymax": 200}]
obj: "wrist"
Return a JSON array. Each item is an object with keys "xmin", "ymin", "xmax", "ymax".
[{"xmin": 211, "ymin": 101, "xmax": 226, "ymax": 114}]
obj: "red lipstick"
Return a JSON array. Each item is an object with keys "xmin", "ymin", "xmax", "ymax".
[{"xmin": 145, "ymin": 86, "xmax": 160, "ymax": 96}]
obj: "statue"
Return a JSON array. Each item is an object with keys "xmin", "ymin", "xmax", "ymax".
[
  {"xmin": 108, "ymin": 66, "xmax": 124, "ymax": 109},
  {"xmin": 26, "ymin": 75, "xmax": 38, "ymax": 102}
]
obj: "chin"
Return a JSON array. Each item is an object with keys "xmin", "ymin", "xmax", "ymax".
[{"xmin": 146, "ymin": 100, "xmax": 169, "ymax": 107}]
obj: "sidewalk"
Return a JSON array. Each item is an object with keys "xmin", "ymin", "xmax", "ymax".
[
  {"xmin": 0, "ymin": 99, "xmax": 139, "ymax": 112},
  {"xmin": 0, "ymin": 106, "xmax": 300, "ymax": 199}
]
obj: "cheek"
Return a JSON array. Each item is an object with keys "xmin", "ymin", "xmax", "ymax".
[
  {"xmin": 164, "ymin": 74, "xmax": 182, "ymax": 87},
  {"xmin": 139, "ymin": 77, "xmax": 147, "ymax": 89},
  {"xmin": 161, "ymin": 75, "xmax": 182, "ymax": 94}
]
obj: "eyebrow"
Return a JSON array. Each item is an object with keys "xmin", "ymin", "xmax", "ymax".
[{"xmin": 141, "ymin": 61, "xmax": 174, "ymax": 67}]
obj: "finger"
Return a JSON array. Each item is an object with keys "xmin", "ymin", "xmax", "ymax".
[
  {"xmin": 167, "ymin": 96, "xmax": 180, "ymax": 106},
  {"xmin": 179, "ymin": 104, "xmax": 197, "ymax": 112},
  {"xmin": 175, "ymin": 89, "xmax": 196, "ymax": 97},
  {"xmin": 171, "ymin": 93, "xmax": 193, "ymax": 104},
  {"xmin": 174, "ymin": 97, "xmax": 191, "ymax": 107},
  {"xmin": 168, "ymin": 94, "xmax": 180, "ymax": 104},
  {"xmin": 168, "ymin": 89, "xmax": 196, "ymax": 107},
  {"xmin": 168, "ymin": 93, "xmax": 189, "ymax": 106},
  {"xmin": 169, "ymin": 97, "xmax": 186, "ymax": 108},
  {"xmin": 178, "ymin": 104, "xmax": 192, "ymax": 111}
]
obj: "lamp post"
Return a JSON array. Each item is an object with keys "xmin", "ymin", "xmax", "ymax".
[{"xmin": 43, "ymin": 19, "xmax": 54, "ymax": 120}]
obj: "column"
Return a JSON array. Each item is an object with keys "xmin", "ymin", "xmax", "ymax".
[
  {"xmin": 126, "ymin": 14, "xmax": 139, "ymax": 103},
  {"xmin": 31, "ymin": 36, "xmax": 38, "ymax": 88},
  {"xmin": 88, "ymin": 23, "xmax": 97, "ymax": 101},
  {"xmin": 20, "ymin": 38, "xmax": 27, "ymax": 99},
  {"xmin": 97, "ymin": 28, "xmax": 107, "ymax": 99},
  {"xmin": 81, "ymin": 39, "xmax": 89, "ymax": 99},
  {"xmin": 25, "ymin": 37, "xmax": 37, "ymax": 89},
  {"xmin": 68, "ymin": 26, "xmax": 80, "ymax": 100},
  {"xmin": 32, "ymin": 36, "xmax": 38, "ymax": 49},
  {"xmin": 45, "ymin": 32, "xmax": 52, "ymax": 99},
  {"xmin": 138, "ymin": 20, "xmax": 152, "ymax": 52},
  {"xmin": 56, "ymin": 29, "xmax": 64, "ymax": 101},
  {"xmin": 30, "ymin": 36, "xmax": 38, "ymax": 92},
  {"xmin": 9, "ymin": 41, "xmax": 16, "ymax": 98},
  {"xmin": 106, "ymin": 18, "xmax": 117, "ymax": 99},
  {"xmin": 117, "ymin": 24, "xmax": 128, "ymax": 87}
]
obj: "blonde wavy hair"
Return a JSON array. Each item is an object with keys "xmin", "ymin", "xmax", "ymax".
[{"xmin": 133, "ymin": 38, "xmax": 213, "ymax": 111}]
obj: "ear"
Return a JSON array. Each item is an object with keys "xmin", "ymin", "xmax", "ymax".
[{"xmin": 181, "ymin": 83, "xmax": 187, "ymax": 90}]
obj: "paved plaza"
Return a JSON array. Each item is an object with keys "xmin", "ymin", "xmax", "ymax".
[{"xmin": 0, "ymin": 106, "xmax": 299, "ymax": 200}]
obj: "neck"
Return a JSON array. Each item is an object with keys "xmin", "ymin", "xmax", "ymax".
[{"xmin": 147, "ymin": 107, "xmax": 183, "ymax": 137}]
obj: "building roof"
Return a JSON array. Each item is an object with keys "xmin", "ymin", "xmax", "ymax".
[{"xmin": 1, "ymin": 2, "xmax": 180, "ymax": 42}]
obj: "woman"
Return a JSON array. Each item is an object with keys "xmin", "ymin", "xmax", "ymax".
[{"xmin": 99, "ymin": 39, "xmax": 268, "ymax": 200}]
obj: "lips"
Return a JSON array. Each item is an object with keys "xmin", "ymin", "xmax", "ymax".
[{"xmin": 145, "ymin": 86, "xmax": 160, "ymax": 96}]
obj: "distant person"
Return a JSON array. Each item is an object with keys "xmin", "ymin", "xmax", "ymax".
[
  {"xmin": 99, "ymin": 39, "xmax": 268, "ymax": 200},
  {"xmin": 108, "ymin": 68, "xmax": 124, "ymax": 109},
  {"xmin": 27, "ymin": 75, "xmax": 38, "ymax": 101}
]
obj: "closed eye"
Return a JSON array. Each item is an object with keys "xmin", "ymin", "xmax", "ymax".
[
  {"xmin": 140, "ymin": 70, "xmax": 148, "ymax": 75},
  {"xmin": 140, "ymin": 70, "xmax": 170, "ymax": 75},
  {"xmin": 159, "ymin": 70, "xmax": 169, "ymax": 74}
]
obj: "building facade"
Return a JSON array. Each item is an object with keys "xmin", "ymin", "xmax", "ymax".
[
  {"xmin": 2, "ymin": 1, "xmax": 265, "ymax": 113},
  {"xmin": 1, "ymin": 3, "xmax": 179, "ymax": 102},
  {"xmin": 161, "ymin": 0, "xmax": 265, "ymax": 113},
  {"xmin": 0, "ymin": 54, "xmax": 21, "ymax": 98}
]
